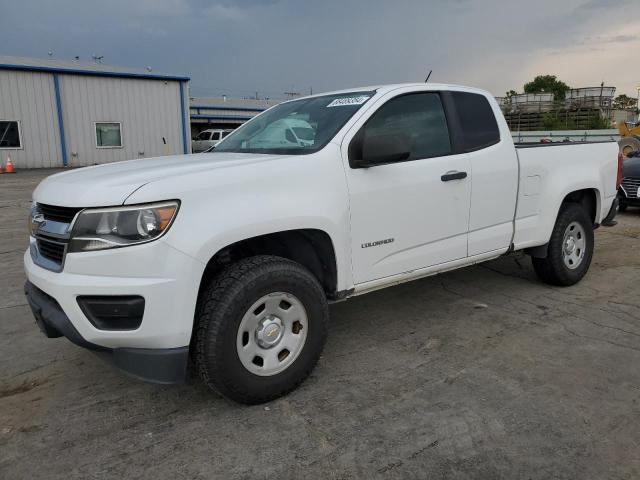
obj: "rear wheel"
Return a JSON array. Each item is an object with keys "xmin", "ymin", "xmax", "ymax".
[
  {"xmin": 194, "ymin": 255, "xmax": 328, "ymax": 404},
  {"xmin": 532, "ymin": 203, "xmax": 594, "ymax": 286}
]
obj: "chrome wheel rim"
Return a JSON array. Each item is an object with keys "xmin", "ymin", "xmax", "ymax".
[
  {"xmin": 236, "ymin": 292, "xmax": 308, "ymax": 376},
  {"xmin": 562, "ymin": 221, "xmax": 586, "ymax": 270}
]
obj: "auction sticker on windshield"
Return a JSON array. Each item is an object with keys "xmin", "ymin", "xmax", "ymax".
[{"xmin": 327, "ymin": 96, "xmax": 370, "ymax": 107}]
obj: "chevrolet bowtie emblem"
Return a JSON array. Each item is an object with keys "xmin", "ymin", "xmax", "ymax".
[{"xmin": 32, "ymin": 213, "xmax": 46, "ymax": 225}]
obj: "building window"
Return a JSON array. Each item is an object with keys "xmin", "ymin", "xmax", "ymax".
[
  {"xmin": 95, "ymin": 122, "xmax": 122, "ymax": 148},
  {"xmin": 0, "ymin": 121, "xmax": 22, "ymax": 149}
]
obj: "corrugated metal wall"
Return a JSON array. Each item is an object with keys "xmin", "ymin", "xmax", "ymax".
[
  {"xmin": 58, "ymin": 75, "xmax": 186, "ymax": 167},
  {"xmin": 0, "ymin": 70, "xmax": 63, "ymax": 168},
  {"xmin": 0, "ymin": 69, "xmax": 188, "ymax": 168}
]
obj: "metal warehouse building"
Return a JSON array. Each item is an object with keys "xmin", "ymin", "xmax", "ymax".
[
  {"xmin": 189, "ymin": 96, "xmax": 278, "ymax": 134},
  {"xmin": 0, "ymin": 56, "xmax": 190, "ymax": 168}
]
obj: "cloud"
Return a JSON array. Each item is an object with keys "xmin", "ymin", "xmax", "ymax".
[
  {"xmin": 186, "ymin": 0, "xmax": 281, "ymax": 8},
  {"xmin": 581, "ymin": 34, "xmax": 639, "ymax": 45},
  {"xmin": 1, "ymin": 0, "xmax": 639, "ymax": 98},
  {"xmin": 577, "ymin": 0, "xmax": 633, "ymax": 9}
]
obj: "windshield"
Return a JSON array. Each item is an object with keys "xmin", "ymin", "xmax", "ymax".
[{"xmin": 214, "ymin": 91, "xmax": 375, "ymax": 155}]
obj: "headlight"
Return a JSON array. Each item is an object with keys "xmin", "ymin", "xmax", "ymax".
[{"xmin": 68, "ymin": 201, "xmax": 179, "ymax": 252}]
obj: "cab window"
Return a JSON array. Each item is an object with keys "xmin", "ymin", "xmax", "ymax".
[
  {"xmin": 450, "ymin": 92, "xmax": 500, "ymax": 151},
  {"xmin": 351, "ymin": 92, "xmax": 451, "ymax": 164}
]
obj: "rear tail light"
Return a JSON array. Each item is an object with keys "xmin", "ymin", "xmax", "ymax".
[{"xmin": 617, "ymin": 152, "xmax": 624, "ymax": 189}]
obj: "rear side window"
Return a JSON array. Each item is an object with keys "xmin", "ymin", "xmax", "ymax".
[{"xmin": 451, "ymin": 92, "xmax": 500, "ymax": 151}]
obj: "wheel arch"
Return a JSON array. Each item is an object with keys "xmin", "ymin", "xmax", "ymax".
[
  {"xmin": 197, "ymin": 229, "xmax": 340, "ymax": 302},
  {"xmin": 561, "ymin": 187, "xmax": 600, "ymax": 225},
  {"xmin": 525, "ymin": 187, "xmax": 600, "ymax": 259}
]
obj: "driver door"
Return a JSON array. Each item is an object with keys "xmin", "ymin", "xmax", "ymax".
[{"xmin": 343, "ymin": 91, "xmax": 472, "ymax": 284}]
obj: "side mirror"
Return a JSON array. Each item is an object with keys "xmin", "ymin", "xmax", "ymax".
[{"xmin": 351, "ymin": 132, "xmax": 411, "ymax": 168}]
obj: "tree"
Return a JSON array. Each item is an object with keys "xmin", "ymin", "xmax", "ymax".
[
  {"xmin": 588, "ymin": 113, "xmax": 611, "ymax": 129},
  {"xmin": 524, "ymin": 75, "xmax": 570, "ymax": 101},
  {"xmin": 613, "ymin": 94, "xmax": 637, "ymax": 110},
  {"xmin": 505, "ymin": 89, "xmax": 518, "ymax": 99}
]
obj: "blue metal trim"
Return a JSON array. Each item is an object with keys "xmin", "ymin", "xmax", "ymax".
[
  {"xmin": 0, "ymin": 63, "xmax": 190, "ymax": 82},
  {"xmin": 189, "ymin": 105, "xmax": 266, "ymax": 113},
  {"xmin": 179, "ymin": 82, "xmax": 189, "ymax": 154},
  {"xmin": 190, "ymin": 114, "xmax": 253, "ymax": 121},
  {"xmin": 53, "ymin": 74, "xmax": 68, "ymax": 167}
]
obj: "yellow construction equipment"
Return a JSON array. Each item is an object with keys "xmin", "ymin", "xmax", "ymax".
[{"xmin": 618, "ymin": 121, "xmax": 640, "ymax": 156}]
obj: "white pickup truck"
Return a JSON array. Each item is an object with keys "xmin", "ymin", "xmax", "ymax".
[
  {"xmin": 191, "ymin": 128, "xmax": 233, "ymax": 153},
  {"xmin": 24, "ymin": 83, "xmax": 621, "ymax": 404}
]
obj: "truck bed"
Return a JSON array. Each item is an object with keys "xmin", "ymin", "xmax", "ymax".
[{"xmin": 512, "ymin": 141, "xmax": 619, "ymax": 251}]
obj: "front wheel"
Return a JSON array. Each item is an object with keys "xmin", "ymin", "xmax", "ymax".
[
  {"xmin": 532, "ymin": 203, "xmax": 594, "ymax": 286},
  {"xmin": 194, "ymin": 255, "xmax": 328, "ymax": 404}
]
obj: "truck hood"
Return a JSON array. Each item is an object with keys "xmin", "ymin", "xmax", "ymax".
[{"xmin": 33, "ymin": 152, "xmax": 285, "ymax": 207}]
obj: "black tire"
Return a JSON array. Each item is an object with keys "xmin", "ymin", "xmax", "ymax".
[
  {"xmin": 531, "ymin": 203, "xmax": 594, "ymax": 286},
  {"xmin": 618, "ymin": 203, "xmax": 628, "ymax": 212},
  {"xmin": 194, "ymin": 255, "xmax": 328, "ymax": 404}
]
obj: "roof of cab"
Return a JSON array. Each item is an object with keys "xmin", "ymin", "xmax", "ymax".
[{"xmin": 281, "ymin": 83, "xmax": 493, "ymax": 103}]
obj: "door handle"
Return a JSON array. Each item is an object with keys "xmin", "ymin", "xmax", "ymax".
[{"xmin": 441, "ymin": 171, "xmax": 467, "ymax": 182}]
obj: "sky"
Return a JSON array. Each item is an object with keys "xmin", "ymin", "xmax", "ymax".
[{"xmin": 1, "ymin": 0, "xmax": 639, "ymax": 100}]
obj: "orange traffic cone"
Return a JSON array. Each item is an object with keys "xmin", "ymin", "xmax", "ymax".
[{"xmin": 4, "ymin": 156, "xmax": 15, "ymax": 173}]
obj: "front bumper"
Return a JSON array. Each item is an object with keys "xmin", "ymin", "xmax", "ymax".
[
  {"xmin": 23, "ymin": 238, "xmax": 206, "ymax": 384},
  {"xmin": 619, "ymin": 193, "xmax": 640, "ymax": 207},
  {"xmin": 24, "ymin": 239, "xmax": 204, "ymax": 349},
  {"xmin": 25, "ymin": 281, "xmax": 189, "ymax": 384}
]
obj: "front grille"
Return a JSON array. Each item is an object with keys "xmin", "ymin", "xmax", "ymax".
[
  {"xmin": 36, "ymin": 237, "xmax": 66, "ymax": 264},
  {"xmin": 31, "ymin": 203, "xmax": 81, "ymax": 271},
  {"xmin": 621, "ymin": 177, "xmax": 640, "ymax": 198},
  {"xmin": 38, "ymin": 203, "xmax": 82, "ymax": 223}
]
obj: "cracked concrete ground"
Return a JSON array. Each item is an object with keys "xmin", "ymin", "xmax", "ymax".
[{"xmin": 1, "ymin": 169, "xmax": 639, "ymax": 479}]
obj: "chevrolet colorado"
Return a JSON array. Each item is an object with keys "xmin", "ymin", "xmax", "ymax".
[{"xmin": 24, "ymin": 83, "xmax": 622, "ymax": 404}]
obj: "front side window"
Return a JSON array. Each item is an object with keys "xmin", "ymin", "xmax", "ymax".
[
  {"xmin": 196, "ymin": 131, "xmax": 210, "ymax": 141},
  {"xmin": 451, "ymin": 92, "xmax": 500, "ymax": 151},
  {"xmin": 355, "ymin": 92, "xmax": 451, "ymax": 163},
  {"xmin": 215, "ymin": 91, "xmax": 375, "ymax": 155},
  {"xmin": 95, "ymin": 122, "xmax": 122, "ymax": 148},
  {"xmin": 0, "ymin": 121, "xmax": 21, "ymax": 148}
]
